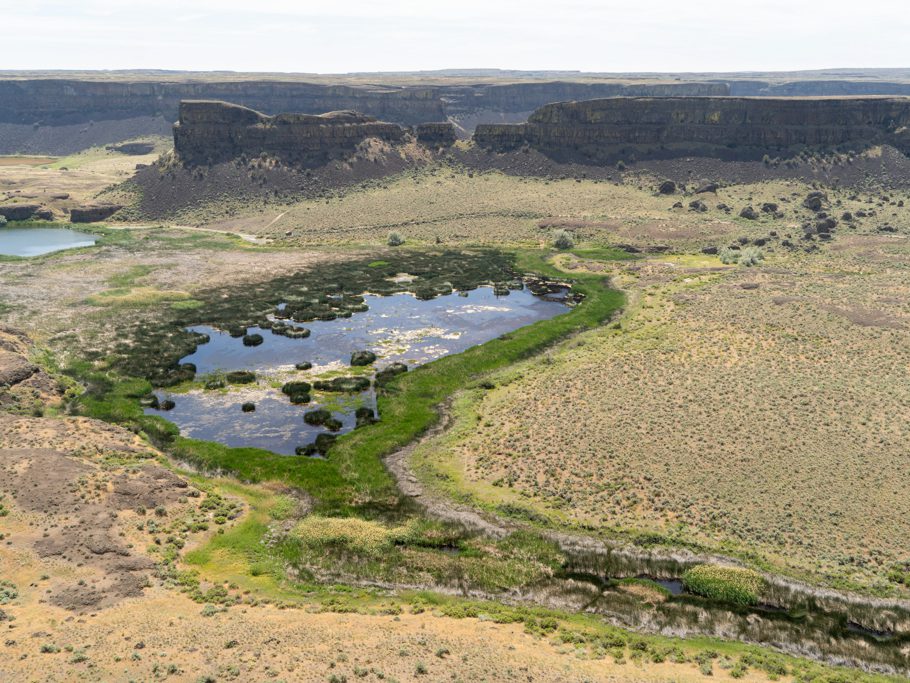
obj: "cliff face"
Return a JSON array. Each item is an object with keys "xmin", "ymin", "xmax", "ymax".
[
  {"xmin": 415, "ymin": 122, "xmax": 457, "ymax": 146},
  {"xmin": 456, "ymin": 81, "xmax": 729, "ymax": 114},
  {"xmin": 172, "ymin": 101, "xmax": 405, "ymax": 165},
  {"xmin": 474, "ymin": 97, "xmax": 910, "ymax": 160},
  {"xmin": 0, "ymin": 80, "xmax": 443, "ymax": 127}
]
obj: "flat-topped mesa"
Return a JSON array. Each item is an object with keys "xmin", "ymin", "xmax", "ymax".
[
  {"xmin": 474, "ymin": 97, "xmax": 910, "ymax": 161},
  {"xmin": 173, "ymin": 100, "xmax": 407, "ymax": 165}
]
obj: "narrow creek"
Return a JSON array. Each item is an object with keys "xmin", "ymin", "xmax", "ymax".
[{"xmin": 141, "ymin": 268, "xmax": 909, "ymax": 675}]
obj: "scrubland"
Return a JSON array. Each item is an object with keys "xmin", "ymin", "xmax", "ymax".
[{"xmin": 413, "ymin": 237, "xmax": 910, "ymax": 594}]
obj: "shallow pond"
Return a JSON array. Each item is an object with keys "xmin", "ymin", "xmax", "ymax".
[
  {"xmin": 148, "ymin": 286, "xmax": 568, "ymax": 455},
  {"xmin": 0, "ymin": 227, "xmax": 97, "ymax": 256}
]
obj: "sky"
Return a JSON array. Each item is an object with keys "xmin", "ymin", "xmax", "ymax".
[{"xmin": 1, "ymin": 0, "xmax": 907, "ymax": 74}]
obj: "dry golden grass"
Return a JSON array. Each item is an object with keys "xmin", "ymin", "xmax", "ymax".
[{"xmin": 416, "ymin": 240, "xmax": 910, "ymax": 593}]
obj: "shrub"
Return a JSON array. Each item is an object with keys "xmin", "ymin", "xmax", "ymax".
[
  {"xmin": 0, "ymin": 215, "xmax": 7, "ymax": 227},
  {"xmin": 682, "ymin": 564, "xmax": 765, "ymax": 606},
  {"xmin": 303, "ymin": 408, "xmax": 331, "ymax": 426},
  {"xmin": 718, "ymin": 247, "xmax": 739, "ymax": 265},
  {"xmin": 0, "ymin": 580, "xmax": 18, "ymax": 604},
  {"xmin": 738, "ymin": 246, "xmax": 764, "ymax": 267},
  {"xmin": 350, "ymin": 350, "xmax": 377, "ymax": 366},
  {"xmin": 719, "ymin": 247, "xmax": 764, "ymax": 267},
  {"xmin": 552, "ymin": 229, "xmax": 575, "ymax": 250},
  {"xmin": 387, "ymin": 231, "xmax": 404, "ymax": 247}
]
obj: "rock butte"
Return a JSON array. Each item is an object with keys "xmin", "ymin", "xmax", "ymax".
[
  {"xmin": 474, "ymin": 96, "xmax": 910, "ymax": 161},
  {"xmin": 173, "ymin": 97, "xmax": 910, "ymax": 166},
  {"xmin": 173, "ymin": 100, "xmax": 409, "ymax": 165}
]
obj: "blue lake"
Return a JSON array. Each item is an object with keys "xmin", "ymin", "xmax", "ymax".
[{"xmin": 0, "ymin": 227, "xmax": 97, "ymax": 256}]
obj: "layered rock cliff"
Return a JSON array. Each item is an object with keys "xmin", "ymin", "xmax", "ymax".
[
  {"xmin": 474, "ymin": 97, "xmax": 910, "ymax": 160},
  {"xmin": 0, "ymin": 79, "xmax": 443, "ymax": 127},
  {"xmin": 172, "ymin": 101, "xmax": 405, "ymax": 165}
]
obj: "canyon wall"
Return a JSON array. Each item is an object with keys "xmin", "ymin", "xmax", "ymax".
[
  {"xmin": 474, "ymin": 97, "xmax": 910, "ymax": 160},
  {"xmin": 172, "ymin": 101, "xmax": 405, "ymax": 165},
  {"xmin": 6, "ymin": 74, "xmax": 910, "ymax": 155},
  {"xmin": 0, "ymin": 79, "xmax": 443, "ymax": 126},
  {"xmin": 0, "ymin": 78, "xmax": 724, "ymax": 153}
]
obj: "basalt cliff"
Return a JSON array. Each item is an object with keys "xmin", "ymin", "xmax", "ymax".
[
  {"xmin": 474, "ymin": 97, "xmax": 910, "ymax": 161},
  {"xmin": 9, "ymin": 73, "xmax": 910, "ymax": 155},
  {"xmin": 172, "ymin": 101, "xmax": 409, "ymax": 165}
]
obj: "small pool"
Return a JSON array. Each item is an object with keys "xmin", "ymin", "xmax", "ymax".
[
  {"xmin": 0, "ymin": 227, "xmax": 97, "ymax": 257},
  {"xmin": 147, "ymin": 286, "xmax": 569, "ymax": 455}
]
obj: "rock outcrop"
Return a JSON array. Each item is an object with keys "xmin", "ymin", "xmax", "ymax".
[
  {"xmin": 173, "ymin": 101, "xmax": 406, "ymax": 165},
  {"xmin": 474, "ymin": 97, "xmax": 910, "ymax": 161},
  {"xmin": 0, "ymin": 76, "xmax": 728, "ymax": 153},
  {"xmin": 70, "ymin": 204, "xmax": 122, "ymax": 223},
  {"xmin": 0, "ymin": 204, "xmax": 43, "ymax": 221},
  {"xmin": 415, "ymin": 122, "xmax": 458, "ymax": 146},
  {"xmin": 0, "ymin": 79, "xmax": 443, "ymax": 127}
]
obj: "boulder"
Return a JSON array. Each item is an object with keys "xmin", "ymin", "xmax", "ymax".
[
  {"xmin": 802, "ymin": 192, "xmax": 828, "ymax": 212},
  {"xmin": 657, "ymin": 180, "xmax": 676, "ymax": 195},
  {"xmin": 739, "ymin": 206, "xmax": 758, "ymax": 220}
]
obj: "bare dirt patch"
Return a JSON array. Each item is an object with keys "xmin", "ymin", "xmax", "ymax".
[{"xmin": 0, "ymin": 415, "xmax": 195, "ymax": 611}]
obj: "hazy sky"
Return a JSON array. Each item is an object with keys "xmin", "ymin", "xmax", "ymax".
[{"xmin": 2, "ymin": 0, "xmax": 907, "ymax": 74}]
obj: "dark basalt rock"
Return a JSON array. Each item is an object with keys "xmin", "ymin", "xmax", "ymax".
[
  {"xmin": 294, "ymin": 362, "xmax": 313, "ymax": 371},
  {"xmin": 416, "ymin": 122, "xmax": 457, "ymax": 146},
  {"xmin": 761, "ymin": 202, "xmax": 779, "ymax": 214},
  {"xmin": 0, "ymin": 203, "xmax": 42, "ymax": 221},
  {"xmin": 159, "ymin": 399, "xmax": 176, "ymax": 411},
  {"xmin": 350, "ymin": 350, "xmax": 377, "ymax": 367},
  {"xmin": 740, "ymin": 206, "xmax": 759, "ymax": 220},
  {"xmin": 803, "ymin": 192, "xmax": 828, "ymax": 212},
  {"xmin": 173, "ymin": 100, "xmax": 406, "ymax": 166},
  {"xmin": 324, "ymin": 417, "xmax": 343, "ymax": 432},
  {"xmin": 474, "ymin": 97, "xmax": 910, "ymax": 160},
  {"xmin": 695, "ymin": 182, "xmax": 719, "ymax": 194},
  {"xmin": 657, "ymin": 180, "xmax": 676, "ymax": 195},
  {"xmin": 816, "ymin": 217, "xmax": 837, "ymax": 233},
  {"xmin": 70, "ymin": 204, "xmax": 122, "ymax": 223},
  {"xmin": 701, "ymin": 246, "xmax": 719, "ymax": 255},
  {"xmin": 204, "ymin": 377, "xmax": 226, "ymax": 390},
  {"xmin": 225, "ymin": 370, "xmax": 256, "ymax": 384},
  {"xmin": 688, "ymin": 200, "xmax": 708, "ymax": 213},
  {"xmin": 242, "ymin": 333, "xmax": 264, "ymax": 347},
  {"xmin": 241, "ymin": 402, "xmax": 255, "ymax": 412}
]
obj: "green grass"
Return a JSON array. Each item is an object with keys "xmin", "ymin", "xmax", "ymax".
[
  {"xmin": 159, "ymin": 249, "xmax": 624, "ymax": 513},
  {"xmin": 571, "ymin": 246, "xmax": 639, "ymax": 261},
  {"xmin": 682, "ymin": 565, "xmax": 766, "ymax": 606}
]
